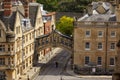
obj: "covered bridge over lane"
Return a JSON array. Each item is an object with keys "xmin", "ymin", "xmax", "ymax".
[{"xmin": 33, "ymin": 30, "xmax": 73, "ymax": 66}]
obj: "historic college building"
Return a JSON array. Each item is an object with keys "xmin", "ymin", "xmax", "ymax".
[
  {"xmin": 0, "ymin": 0, "xmax": 55, "ymax": 80},
  {"xmin": 74, "ymin": 0, "xmax": 120, "ymax": 75}
]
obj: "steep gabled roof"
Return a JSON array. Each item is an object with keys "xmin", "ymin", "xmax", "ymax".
[
  {"xmin": 0, "ymin": 11, "xmax": 16, "ymax": 31},
  {"xmin": 29, "ymin": 5, "xmax": 38, "ymax": 27}
]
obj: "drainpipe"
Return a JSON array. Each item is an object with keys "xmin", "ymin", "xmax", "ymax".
[{"xmin": 105, "ymin": 22, "xmax": 108, "ymax": 74}]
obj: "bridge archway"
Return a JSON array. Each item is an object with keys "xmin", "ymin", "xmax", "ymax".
[{"xmin": 33, "ymin": 30, "xmax": 73, "ymax": 66}]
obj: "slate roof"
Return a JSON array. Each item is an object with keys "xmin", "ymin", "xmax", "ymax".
[
  {"xmin": 29, "ymin": 5, "xmax": 38, "ymax": 27},
  {"xmin": 0, "ymin": 3, "xmax": 40, "ymax": 32},
  {"xmin": 0, "ymin": 11, "xmax": 16, "ymax": 31},
  {"xmin": 78, "ymin": 1, "xmax": 116, "ymax": 22}
]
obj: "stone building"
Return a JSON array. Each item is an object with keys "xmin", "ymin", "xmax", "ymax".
[
  {"xmin": 74, "ymin": 0, "xmax": 120, "ymax": 74},
  {"xmin": 0, "ymin": 0, "xmax": 55, "ymax": 80}
]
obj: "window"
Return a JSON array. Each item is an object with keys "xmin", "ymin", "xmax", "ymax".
[
  {"xmin": 0, "ymin": 71, "xmax": 5, "ymax": 80},
  {"xmin": 8, "ymin": 45, "xmax": 10, "ymax": 51},
  {"xmin": 110, "ymin": 58, "xmax": 114, "ymax": 65},
  {"xmin": 97, "ymin": 57, "xmax": 102, "ymax": 65},
  {"xmin": 85, "ymin": 30, "xmax": 90, "ymax": 37},
  {"xmin": 85, "ymin": 42, "xmax": 90, "ymax": 50},
  {"xmin": 30, "ymin": 45, "xmax": 31, "ymax": 52},
  {"xmin": 0, "ymin": 58, "xmax": 5, "ymax": 65},
  {"xmin": 85, "ymin": 56, "xmax": 90, "ymax": 65},
  {"xmin": 29, "ymin": 33, "xmax": 31, "ymax": 40},
  {"xmin": 111, "ymin": 31, "xmax": 116, "ymax": 37},
  {"xmin": 26, "ymin": 35, "xmax": 28, "ymax": 42},
  {"xmin": 98, "ymin": 42, "xmax": 103, "ymax": 50},
  {"xmin": 110, "ymin": 43, "xmax": 115, "ymax": 50},
  {"xmin": 0, "ymin": 45, "xmax": 5, "ymax": 52},
  {"xmin": 98, "ymin": 31, "xmax": 103, "ymax": 37},
  {"xmin": 16, "ymin": 27, "xmax": 18, "ymax": 34}
]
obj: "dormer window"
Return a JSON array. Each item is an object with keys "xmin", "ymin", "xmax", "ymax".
[{"xmin": 21, "ymin": 19, "xmax": 31, "ymax": 28}]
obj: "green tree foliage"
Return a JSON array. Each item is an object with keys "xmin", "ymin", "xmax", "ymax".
[
  {"xmin": 37, "ymin": 0, "xmax": 96, "ymax": 12},
  {"xmin": 56, "ymin": 16, "xmax": 74, "ymax": 36}
]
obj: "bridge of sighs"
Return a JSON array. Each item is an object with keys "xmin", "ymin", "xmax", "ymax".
[{"xmin": 33, "ymin": 30, "xmax": 73, "ymax": 65}]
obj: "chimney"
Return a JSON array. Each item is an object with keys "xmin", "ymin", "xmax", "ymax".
[
  {"xmin": 4, "ymin": 0, "xmax": 12, "ymax": 17},
  {"xmin": 23, "ymin": 0, "xmax": 29, "ymax": 18}
]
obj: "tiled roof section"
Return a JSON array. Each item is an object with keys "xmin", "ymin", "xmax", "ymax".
[
  {"xmin": 0, "ymin": 11, "xmax": 16, "ymax": 31},
  {"xmin": 29, "ymin": 6, "xmax": 38, "ymax": 27},
  {"xmin": 78, "ymin": 1, "xmax": 116, "ymax": 22}
]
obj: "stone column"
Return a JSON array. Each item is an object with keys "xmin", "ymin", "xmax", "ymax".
[{"xmin": 112, "ymin": 40, "xmax": 120, "ymax": 80}]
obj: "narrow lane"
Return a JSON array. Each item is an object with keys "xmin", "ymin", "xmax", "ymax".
[{"xmin": 35, "ymin": 49, "xmax": 71, "ymax": 80}]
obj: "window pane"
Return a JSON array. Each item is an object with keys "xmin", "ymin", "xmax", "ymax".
[
  {"xmin": 85, "ymin": 42, "xmax": 90, "ymax": 49},
  {"xmin": 97, "ymin": 57, "xmax": 102, "ymax": 65},
  {"xmin": 98, "ymin": 31, "xmax": 103, "ymax": 37},
  {"xmin": 86, "ymin": 31, "xmax": 90, "ymax": 37},
  {"xmin": 110, "ymin": 58, "xmax": 114, "ymax": 65},
  {"xmin": 98, "ymin": 42, "xmax": 102, "ymax": 49},
  {"xmin": 111, "ymin": 31, "xmax": 115, "ymax": 37},
  {"xmin": 110, "ymin": 43, "xmax": 115, "ymax": 49},
  {"xmin": 85, "ymin": 56, "xmax": 89, "ymax": 64}
]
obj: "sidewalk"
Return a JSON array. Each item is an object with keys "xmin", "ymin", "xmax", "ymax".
[{"xmin": 66, "ymin": 61, "xmax": 112, "ymax": 79}]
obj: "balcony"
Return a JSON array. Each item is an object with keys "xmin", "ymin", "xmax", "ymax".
[{"xmin": 0, "ymin": 51, "xmax": 14, "ymax": 56}]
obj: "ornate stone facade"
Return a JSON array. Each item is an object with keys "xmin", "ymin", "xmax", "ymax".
[{"xmin": 0, "ymin": 0, "xmax": 55, "ymax": 80}]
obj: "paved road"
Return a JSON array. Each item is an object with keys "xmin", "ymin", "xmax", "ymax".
[{"xmin": 35, "ymin": 48, "xmax": 112, "ymax": 80}]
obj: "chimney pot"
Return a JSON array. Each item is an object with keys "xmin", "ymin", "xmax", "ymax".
[{"xmin": 4, "ymin": 0, "xmax": 12, "ymax": 17}]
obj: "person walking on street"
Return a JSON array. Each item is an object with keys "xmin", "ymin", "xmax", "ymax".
[{"xmin": 55, "ymin": 61, "xmax": 58, "ymax": 68}]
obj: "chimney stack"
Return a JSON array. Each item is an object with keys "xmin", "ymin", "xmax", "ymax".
[
  {"xmin": 23, "ymin": 0, "xmax": 29, "ymax": 18},
  {"xmin": 4, "ymin": 0, "xmax": 12, "ymax": 17}
]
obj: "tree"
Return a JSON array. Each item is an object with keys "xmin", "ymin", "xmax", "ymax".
[{"xmin": 56, "ymin": 16, "xmax": 74, "ymax": 36}]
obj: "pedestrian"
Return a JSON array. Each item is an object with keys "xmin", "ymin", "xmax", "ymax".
[{"xmin": 55, "ymin": 61, "xmax": 58, "ymax": 68}]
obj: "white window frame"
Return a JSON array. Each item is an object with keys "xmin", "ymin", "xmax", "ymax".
[
  {"xmin": 85, "ymin": 42, "xmax": 90, "ymax": 50},
  {"xmin": 109, "ymin": 58, "xmax": 115, "ymax": 66},
  {"xmin": 98, "ymin": 31, "xmax": 103, "ymax": 37},
  {"xmin": 110, "ymin": 43, "xmax": 115, "ymax": 50},
  {"xmin": 85, "ymin": 30, "xmax": 91, "ymax": 37},
  {"xmin": 98, "ymin": 42, "xmax": 103, "ymax": 50},
  {"xmin": 111, "ymin": 31, "xmax": 116, "ymax": 37}
]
